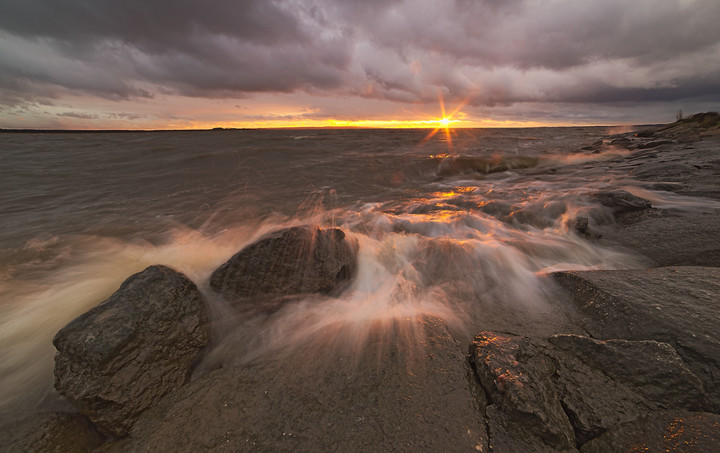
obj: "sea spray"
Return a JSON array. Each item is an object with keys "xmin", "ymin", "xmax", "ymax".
[{"xmin": 0, "ymin": 127, "xmax": 663, "ymax": 418}]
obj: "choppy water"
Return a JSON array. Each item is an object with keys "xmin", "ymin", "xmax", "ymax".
[{"xmin": 0, "ymin": 127, "xmax": 664, "ymax": 416}]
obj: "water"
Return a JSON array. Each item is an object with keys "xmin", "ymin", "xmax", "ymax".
[{"xmin": 0, "ymin": 127, "xmax": 658, "ymax": 416}]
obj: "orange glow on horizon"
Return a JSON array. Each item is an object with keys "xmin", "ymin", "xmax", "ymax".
[{"xmin": 161, "ymin": 116, "xmax": 562, "ymax": 130}]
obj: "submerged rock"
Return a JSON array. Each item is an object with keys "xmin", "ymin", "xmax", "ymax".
[
  {"xmin": 552, "ymin": 267, "xmax": 720, "ymax": 412},
  {"xmin": 0, "ymin": 412, "xmax": 104, "ymax": 453},
  {"xmin": 637, "ymin": 139, "xmax": 674, "ymax": 149},
  {"xmin": 53, "ymin": 265, "xmax": 210, "ymax": 437},
  {"xmin": 209, "ymin": 225, "xmax": 358, "ymax": 301},
  {"xmin": 436, "ymin": 155, "xmax": 539, "ymax": 176},
  {"xmin": 609, "ymin": 137, "xmax": 632, "ymax": 148},
  {"xmin": 592, "ymin": 190, "xmax": 652, "ymax": 215}
]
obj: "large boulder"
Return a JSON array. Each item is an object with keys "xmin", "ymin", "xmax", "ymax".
[
  {"xmin": 552, "ymin": 267, "xmax": 720, "ymax": 412},
  {"xmin": 53, "ymin": 265, "xmax": 210, "ymax": 437},
  {"xmin": 209, "ymin": 225, "xmax": 358, "ymax": 301}
]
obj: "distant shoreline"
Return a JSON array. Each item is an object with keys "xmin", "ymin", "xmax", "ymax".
[{"xmin": 0, "ymin": 125, "xmax": 660, "ymax": 134}]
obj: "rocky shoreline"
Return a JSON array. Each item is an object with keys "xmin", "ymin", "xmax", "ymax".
[{"xmin": 2, "ymin": 113, "xmax": 720, "ymax": 452}]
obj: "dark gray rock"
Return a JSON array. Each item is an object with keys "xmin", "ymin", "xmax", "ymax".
[
  {"xmin": 549, "ymin": 335, "xmax": 704, "ymax": 410},
  {"xmin": 592, "ymin": 190, "xmax": 652, "ymax": 215},
  {"xmin": 609, "ymin": 137, "xmax": 632, "ymax": 148},
  {"xmin": 635, "ymin": 129, "xmax": 655, "ymax": 138},
  {"xmin": 637, "ymin": 139, "xmax": 674, "ymax": 149},
  {"xmin": 573, "ymin": 216, "xmax": 589, "ymax": 235},
  {"xmin": 53, "ymin": 265, "xmax": 210, "ymax": 437},
  {"xmin": 104, "ymin": 317, "xmax": 488, "ymax": 452},
  {"xmin": 581, "ymin": 411, "xmax": 720, "ymax": 453},
  {"xmin": 549, "ymin": 343, "xmax": 651, "ymax": 445},
  {"xmin": 0, "ymin": 412, "xmax": 104, "ymax": 453},
  {"xmin": 598, "ymin": 208, "xmax": 720, "ymax": 266},
  {"xmin": 469, "ymin": 332, "xmax": 576, "ymax": 451},
  {"xmin": 209, "ymin": 226, "xmax": 358, "ymax": 302},
  {"xmin": 581, "ymin": 140, "xmax": 604, "ymax": 152},
  {"xmin": 631, "ymin": 161, "xmax": 696, "ymax": 181},
  {"xmin": 552, "ymin": 267, "xmax": 720, "ymax": 412},
  {"xmin": 469, "ymin": 330, "xmax": 711, "ymax": 450}
]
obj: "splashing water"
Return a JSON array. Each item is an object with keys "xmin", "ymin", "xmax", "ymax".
[{"xmin": 0, "ymin": 127, "xmax": 686, "ymax": 416}]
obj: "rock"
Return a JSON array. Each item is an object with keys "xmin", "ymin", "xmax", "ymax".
[
  {"xmin": 53, "ymin": 265, "xmax": 210, "ymax": 437},
  {"xmin": 631, "ymin": 161, "xmax": 696, "ymax": 181},
  {"xmin": 609, "ymin": 137, "xmax": 632, "ymax": 148},
  {"xmin": 552, "ymin": 267, "xmax": 720, "ymax": 412},
  {"xmin": 549, "ymin": 342, "xmax": 652, "ymax": 445},
  {"xmin": 549, "ymin": 335, "xmax": 704, "ymax": 410},
  {"xmin": 635, "ymin": 129, "xmax": 655, "ymax": 138},
  {"xmin": 573, "ymin": 216, "xmax": 589, "ymax": 235},
  {"xmin": 209, "ymin": 226, "xmax": 358, "ymax": 302},
  {"xmin": 592, "ymin": 190, "xmax": 652, "ymax": 215},
  {"xmin": 469, "ymin": 330, "xmax": 711, "ymax": 450},
  {"xmin": 437, "ymin": 155, "xmax": 539, "ymax": 176},
  {"xmin": 103, "ymin": 317, "xmax": 488, "ymax": 452},
  {"xmin": 581, "ymin": 411, "xmax": 720, "ymax": 453},
  {"xmin": 581, "ymin": 140, "xmax": 604, "ymax": 152},
  {"xmin": 637, "ymin": 139, "xmax": 674, "ymax": 149},
  {"xmin": 469, "ymin": 332, "xmax": 576, "ymax": 451},
  {"xmin": 599, "ymin": 209, "xmax": 720, "ymax": 266},
  {"xmin": 0, "ymin": 412, "xmax": 104, "ymax": 452}
]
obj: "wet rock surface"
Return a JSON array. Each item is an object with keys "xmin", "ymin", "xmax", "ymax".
[
  {"xmin": 581, "ymin": 411, "xmax": 720, "ymax": 453},
  {"xmin": 469, "ymin": 330, "xmax": 711, "ymax": 451},
  {"xmin": 469, "ymin": 332, "xmax": 575, "ymax": 452},
  {"xmin": 53, "ymin": 265, "xmax": 210, "ymax": 437},
  {"xmin": 0, "ymin": 412, "xmax": 104, "ymax": 453},
  {"xmin": 209, "ymin": 225, "xmax": 358, "ymax": 303},
  {"xmin": 600, "ymin": 208, "xmax": 720, "ymax": 266},
  {"xmin": 592, "ymin": 190, "xmax": 652, "ymax": 215},
  {"xmin": 103, "ymin": 317, "xmax": 488, "ymax": 452},
  {"xmin": 552, "ymin": 266, "xmax": 720, "ymax": 413}
]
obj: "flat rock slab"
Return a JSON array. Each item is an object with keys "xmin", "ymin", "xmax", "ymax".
[
  {"xmin": 581, "ymin": 411, "xmax": 720, "ymax": 453},
  {"xmin": 0, "ymin": 412, "xmax": 104, "ymax": 453},
  {"xmin": 53, "ymin": 265, "xmax": 210, "ymax": 437},
  {"xmin": 107, "ymin": 317, "xmax": 488, "ymax": 452},
  {"xmin": 552, "ymin": 266, "xmax": 720, "ymax": 412},
  {"xmin": 599, "ymin": 208, "xmax": 720, "ymax": 266}
]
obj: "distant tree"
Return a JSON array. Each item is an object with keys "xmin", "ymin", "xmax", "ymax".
[{"xmin": 676, "ymin": 109, "xmax": 684, "ymax": 121}]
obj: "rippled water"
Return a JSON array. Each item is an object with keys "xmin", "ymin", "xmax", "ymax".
[{"xmin": 0, "ymin": 127, "xmax": 655, "ymax": 415}]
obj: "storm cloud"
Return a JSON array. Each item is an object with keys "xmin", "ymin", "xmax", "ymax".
[{"xmin": 1, "ymin": 0, "xmax": 719, "ymax": 125}]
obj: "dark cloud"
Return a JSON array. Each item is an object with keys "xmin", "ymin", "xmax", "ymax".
[
  {"xmin": 0, "ymin": 0, "xmax": 718, "ymax": 117},
  {"xmin": 57, "ymin": 111, "xmax": 99, "ymax": 120}
]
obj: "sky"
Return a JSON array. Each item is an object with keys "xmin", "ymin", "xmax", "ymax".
[{"xmin": 1, "ymin": 0, "xmax": 719, "ymax": 129}]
